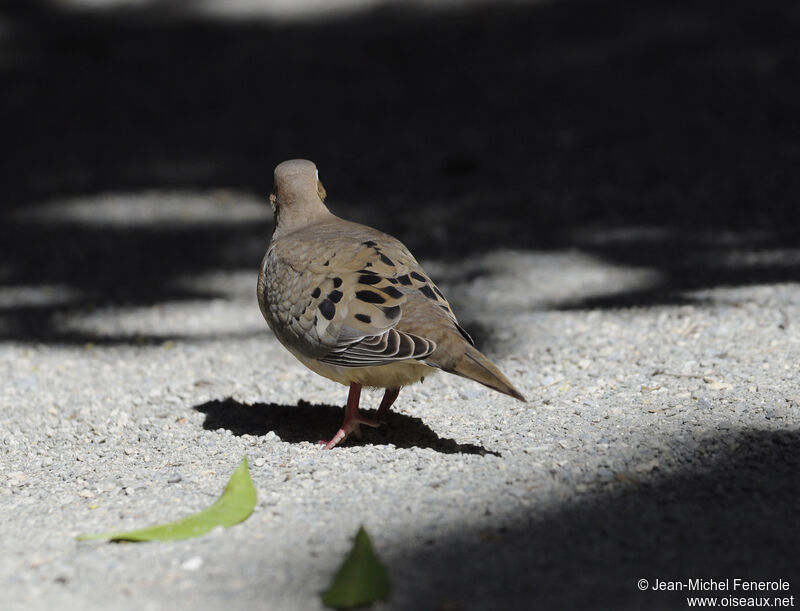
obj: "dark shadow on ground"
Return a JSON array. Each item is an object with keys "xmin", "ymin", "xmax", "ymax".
[
  {"xmin": 388, "ymin": 428, "xmax": 800, "ymax": 610},
  {"xmin": 1, "ymin": 0, "xmax": 800, "ymax": 342},
  {"xmin": 194, "ymin": 397, "xmax": 499, "ymax": 455}
]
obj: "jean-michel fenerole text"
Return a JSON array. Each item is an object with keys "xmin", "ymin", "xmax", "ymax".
[{"xmin": 651, "ymin": 579, "xmax": 791, "ymax": 592}]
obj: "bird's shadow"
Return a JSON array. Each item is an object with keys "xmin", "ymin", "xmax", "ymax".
[{"xmin": 193, "ymin": 398, "xmax": 499, "ymax": 456}]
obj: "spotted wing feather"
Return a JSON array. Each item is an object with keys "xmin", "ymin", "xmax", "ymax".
[
  {"xmin": 264, "ymin": 233, "xmax": 437, "ymax": 367},
  {"xmin": 386, "ymin": 255, "xmax": 476, "ymax": 347}
]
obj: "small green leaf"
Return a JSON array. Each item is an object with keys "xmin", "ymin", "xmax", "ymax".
[
  {"xmin": 77, "ymin": 456, "xmax": 256, "ymax": 542},
  {"xmin": 322, "ymin": 526, "xmax": 391, "ymax": 609}
]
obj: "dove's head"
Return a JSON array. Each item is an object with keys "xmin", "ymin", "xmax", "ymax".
[{"xmin": 270, "ymin": 159, "xmax": 330, "ymax": 238}]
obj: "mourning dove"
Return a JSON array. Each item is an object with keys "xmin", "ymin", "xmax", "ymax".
[{"xmin": 258, "ymin": 159, "xmax": 526, "ymax": 449}]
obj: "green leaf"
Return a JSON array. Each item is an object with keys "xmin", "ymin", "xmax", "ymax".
[
  {"xmin": 77, "ymin": 456, "xmax": 256, "ymax": 542},
  {"xmin": 322, "ymin": 526, "xmax": 391, "ymax": 609}
]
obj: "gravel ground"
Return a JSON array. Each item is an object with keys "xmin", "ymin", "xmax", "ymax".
[
  {"xmin": 1, "ymin": 191, "xmax": 799, "ymax": 611},
  {"xmin": 2, "ymin": 1, "xmax": 799, "ymax": 609}
]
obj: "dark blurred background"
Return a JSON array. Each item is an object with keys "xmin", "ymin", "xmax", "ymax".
[{"xmin": 1, "ymin": 0, "xmax": 799, "ymax": 336}]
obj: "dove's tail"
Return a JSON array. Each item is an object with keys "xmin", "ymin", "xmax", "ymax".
[{"xmin": 428, "ymin": 341, "xmax": 526, "ymax": 402}]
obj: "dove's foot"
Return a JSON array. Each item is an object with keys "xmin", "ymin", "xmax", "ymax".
[{"xmin": 320, "ymin": 384, "xmax": 401, "ymax": 449}]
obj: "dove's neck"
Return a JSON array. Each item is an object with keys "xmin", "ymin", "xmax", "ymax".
[{"xmin": 272, "ymin": 196, "xmax": 333, "ymax": 240}]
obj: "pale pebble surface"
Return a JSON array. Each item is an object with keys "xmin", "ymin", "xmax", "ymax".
[{"xmin": 1, "ymin": 231, "xmax": 799, "ymax": 610}]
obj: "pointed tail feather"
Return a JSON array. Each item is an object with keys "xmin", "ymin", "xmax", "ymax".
[{"xmin": 444, "ymin": 344, "xmax": 526, "ymax": 402}]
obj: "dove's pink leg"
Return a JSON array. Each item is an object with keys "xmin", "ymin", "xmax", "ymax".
[
  {"xmin": 320, "ymin": 383, "xmax": 401, "ymax": 449},
  {"xmin": 375, "ymin": 387, "xmax": 401, "ymax": 422},
  {"xmin": 321, "ymin": 382, "xmax": 371, "ymax": 449}
]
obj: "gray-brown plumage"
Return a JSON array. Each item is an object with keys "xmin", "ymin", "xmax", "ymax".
[{"xmin": 258, "ymin": 159, "xmax": 526, "ymax": 448}]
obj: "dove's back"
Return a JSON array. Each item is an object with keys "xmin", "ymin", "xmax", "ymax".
[{"xmin": 261, "ymin": 215, "xmax": 525, "ymax": 401}]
